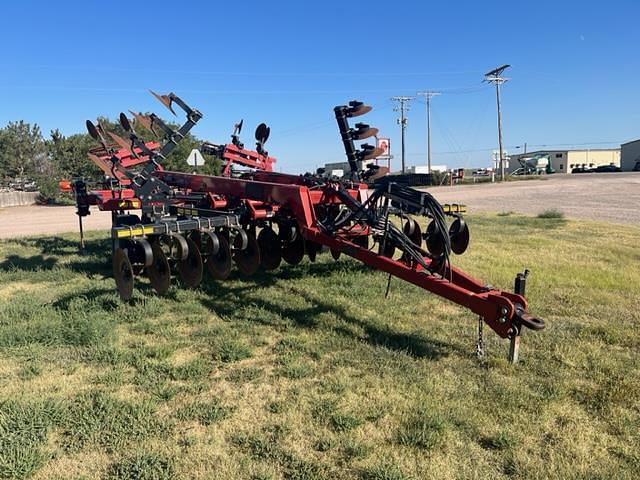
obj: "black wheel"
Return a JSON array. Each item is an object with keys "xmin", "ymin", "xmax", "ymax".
[
  {"xmin": 258, "ymin": 227, "xmax": 282, "ymax": 271},
  {"xmin": 113, "ymin": 248, "xmax": 134, "ymax": 301},
  {"xmin": 206, "ymin": 234, "xmax": 232, "ymax": 280},
  {"xmin": 234, "ymin": 231, "xmax": 261, "ymax": 276},
  {"xmin": 178, "ymin": 237, "xmax": 203, "ymax": 288},
  {"xmin": 147, "ymin": 242, "xmax": 171, "ymax": 295}
]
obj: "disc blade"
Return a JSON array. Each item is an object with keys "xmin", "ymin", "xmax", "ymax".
[
  {"xmin": 330, "ymin": 248, "xmax": 341, "ymax": 261},
  {"xmin": 403, "ymin": 218, "xmax": 422, "ymax": 247},
  {"xmin": 282, "ymin": 233, "xmax": 305, "ymax": 265},
  {"xmin": 449, "ymin": 217, "xmax": 470, "ymax": 255},
  {"xmin": 306, "ymin": 240, "xmax": 321, "ymax": 262},
  {"xmin": 178, "ymin": 238, "xmax": 203, "ymax": 288},
  {"xmin": 368, "ymin": 166, "xmax": 389, "ymax": 181},
  {"xmin": 258, "ymin": 227, "xmax": 282, "ymax": 271},
  {"xmin": 170, "ymin": 234, "xmax": 189, "ymax": 261},
  {"xmin": 348, "ymin": 105, "xmax": 372, "ymax": 117},
  {"xmin": 119, "ymin": 112, "xmax": 132, "ymax": 132},
  {"xmin": 150, "ymin": 90, "xmax": 176, "ymax": 115},
  {"xmin": 113, "ymin": 248, "xmax": 134, "ymax": 300},
  {"xmin": 147, "ymin": 243, "xmax": 171, "ymax": 295},
  {"xmin": 234, "ymin": 231, "xmax": 261, "ymax": 276},
  {"xmin": 205, "ymin": 234, "xmax": 232, "ymax": 280},
  {"xmin": 86, "ymin": 120, "xmax": 101, "ymax": 140},
  {"xmin": 108, "ymin": 131, "xmax": 131, "ymax": 152},
  {"xmin": 129, "ymin": 110, "xmax": 156, "ymax": 135},
  {"xmin": 361, "ymin": 147, "xmax": 385, "ymax": 161},
  {"xmin": 425, "ymin": 220, "xmax": 445, "ymax": 257},
  {"xmin": 352, "ymin": 126, "xmax": 379, "ymax": 140}
]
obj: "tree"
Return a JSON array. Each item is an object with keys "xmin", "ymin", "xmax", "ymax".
[
  {"xmin": 0, "ymin": 121, "xmax": 46, "ymax": 180},
  {"xmin": 47, "ymin": 129, "xmax": 100, "ymax": 179}
]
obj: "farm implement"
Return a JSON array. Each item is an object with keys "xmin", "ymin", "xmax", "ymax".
[{"xmin": 67, "ymin": 91, "xmax": 545, "ymax": 362}]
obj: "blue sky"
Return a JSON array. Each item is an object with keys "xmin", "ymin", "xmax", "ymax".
[{"xmin": 1, "ymin": 0, "xmax": 638, "ymax": 173}]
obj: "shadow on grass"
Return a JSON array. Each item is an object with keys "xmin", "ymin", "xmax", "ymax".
[
  {"xmin": 0, "ymin": 237, "xmax": 111, "ymax": 277},
  {"xmin": 2, "ymin": 235, "xmax": 455, "ymax": 361},
  {"xmin": 0, "ymin": 254, "xmax": 58, "ymax": 271},
  {"xmin": 198, "ymin": 262, "xmax": 456, "ymax": 361}
]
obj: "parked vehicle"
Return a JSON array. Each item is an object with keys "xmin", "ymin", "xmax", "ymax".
[{"xmin": 594, "ymin": 164, "xmax": 622, "ymax": 173}]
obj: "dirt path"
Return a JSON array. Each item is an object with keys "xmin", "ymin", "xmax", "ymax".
[
  {"xmin": 0, "ymin": 173, "xmax": 638, "ymax": 239},
  {"xmin": 0, "ymin": 205, "xmax": 112, "ymax": 239},
  {"xmin": 426, "ymin": 172, "xmax": 640, "ymax": 225}
]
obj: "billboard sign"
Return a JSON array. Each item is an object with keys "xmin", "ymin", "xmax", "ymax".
[{"xmin": 377, "ymin": 137, "xmax": 390, "ymax": 156}]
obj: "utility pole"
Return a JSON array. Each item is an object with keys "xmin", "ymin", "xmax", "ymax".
[
  {"xmin": 392, "ymin": 96, "xmax": 414, "ymax": 173},
  {"xmin": 417, "ymin": 91, "xmax": 441, "ymax": 173},
  {"xmin": 484, "ymin": 65, "xmax": 511, "ymax": 181}
]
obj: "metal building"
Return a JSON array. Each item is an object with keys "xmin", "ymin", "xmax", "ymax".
[
  {"xmin": 507, "ymin": 148, "xmax": 620, "ymax": 174},
  {"xmin": 621, "ymin": 139, "xmax": 640, "ymax": 171}
]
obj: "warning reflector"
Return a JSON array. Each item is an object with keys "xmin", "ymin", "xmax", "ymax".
[{"xmin": 186, "ymin": 149, "xmax": 205, "ymax": 167}]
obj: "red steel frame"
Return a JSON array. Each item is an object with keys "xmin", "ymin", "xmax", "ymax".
[
  {"xmin": 155, "ymin": 169, "xmax": 527, "ymax": 338},
  {"xmin": 220, "ymin": 143, "xmax": 276, "ymax": 176},
  {"xmin": 72, "ymin": 129, "xmax": 540, "ymax": 341}
]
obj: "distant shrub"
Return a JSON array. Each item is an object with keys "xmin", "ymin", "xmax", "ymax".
[{"xmin": 537, "ymin": 209, "xmax": 565, "ymax": 219}]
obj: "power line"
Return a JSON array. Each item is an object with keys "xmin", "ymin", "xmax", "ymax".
[
  {"xmin": 416, "ymin": 91, "xmax": 441, "ymax": 173},
  {"xmin": 391, "ymin": 96, "xmax": 415, "ymax": 173},
  {"xmin": 484, "ymin": 64, "xmax": 511, "ymax": 181}
]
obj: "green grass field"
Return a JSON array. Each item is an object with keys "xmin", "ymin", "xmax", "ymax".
[{"xmin": 0, "ymin": 214, "xmax": 638, "ymax": 479}]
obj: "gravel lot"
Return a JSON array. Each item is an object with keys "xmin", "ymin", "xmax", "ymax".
[
  {"xmin": 0, "ymin": 172, "xmax": 638, "ymax": 239},
  {"xmin": 0, "ymin": 205, "xmax": 113, "ymax": 239},
  {"xmin": 427, "ymin": 172, "xmax": 640, "ymax": 225}
]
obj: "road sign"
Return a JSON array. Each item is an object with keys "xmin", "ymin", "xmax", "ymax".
[{"xmin": 186, "ymin": 149, "xmax": 205, "ymax": 167}]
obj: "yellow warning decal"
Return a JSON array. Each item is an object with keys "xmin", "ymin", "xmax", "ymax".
[{"xmin": 113, "ymin": 226, "xmax": 155, "ymax": 238}]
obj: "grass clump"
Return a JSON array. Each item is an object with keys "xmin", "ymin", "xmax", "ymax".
[
  {"xmin": 361, "ymin": 462, "xmax": 409, "ymax": 480},
  {"xmin": 0, "ymin": 399, "xmax": 61, "ymax": 479},
  {"xmin": 330, "ymin": 412, "xmax": 362, "ymax": 432},
  {"xmin": 396, "ymin": 409, "xmax": 447, "ymax": 450},
  {"xmin": 211, "ymin": 338, "xmax": 252, "ymax": 363},
  {"xmin": 61, "ymin": 391, "xmax": 169, "ymax": 451},
  {"xmin": 480, "ymin": 430, "xmax": 520, "ymax": 451},
  {"xmin": 537, "ymin": 208, "xmax": 565, "ymax": 219},
  {"xmin": 106, "ymin": 452, "xmax": 174, "ymax": 480},
  {"xmin": 175, "ymin": 398, "xmax": 232, "ymax": 426}
]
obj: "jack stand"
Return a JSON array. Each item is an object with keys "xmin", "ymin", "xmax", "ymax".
[
  {"xmin": 508, "ymin": 269, "xmax": 529, "ymax": 364},
  {"xmin": 78, "ymin": 215, "xmax": 85, "ymax": 253},
  {"xmin": 508, "ymin": 334, "xmax": 520, "ymax": 364}
]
